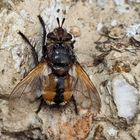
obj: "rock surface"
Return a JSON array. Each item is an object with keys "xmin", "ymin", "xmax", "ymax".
[{"xmin": 0, "ymin": 0, "xmax": 140, "ymax": 140}]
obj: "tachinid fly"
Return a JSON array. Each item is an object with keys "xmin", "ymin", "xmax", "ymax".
[{"xmin": 9, "ymin": 15, "xmax": 101, "ymax": 115}]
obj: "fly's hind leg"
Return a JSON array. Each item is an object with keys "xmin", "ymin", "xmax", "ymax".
[
  {"xmin": 35, "ymin": 97, "xmax": 45, "ymax": 114},
  {"xmin": 72, "ymin": 95, "xmax": 78, "ymax": 115},
  {"xmin": 18, "ymin": 31, "xmax": 39, "ymax": 65}
]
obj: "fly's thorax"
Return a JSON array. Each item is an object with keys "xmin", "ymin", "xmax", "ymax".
[{"xmin": 46, "ymin": 43, "xmax": 75, "ymax": 76}]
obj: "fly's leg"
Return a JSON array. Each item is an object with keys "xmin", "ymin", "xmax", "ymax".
[
  {"xmin": 72, "ymin": 95, "xmax": 78, "ymax": 115},
  {"xmin": 71, "ymin": 40, "xmax": 76, "ymax": 49},
  {"xmin": 18, "ymin": 31, "xmax": 39, "ymax": 65},
  {"xmin": 38, "ymin": 15, "xmax": 47, "ymax": 56},
  {"xmin": 36, "ymin": 97, "xmax": 45, "ymax": 114}
]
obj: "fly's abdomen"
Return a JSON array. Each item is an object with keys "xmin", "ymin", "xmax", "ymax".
[
  {"xmin": 42, "ymin": 74, "xmax": 56, "ymax": 102},
  {"xmin": 43, "ymin": 73, "xmax": 73, "ymax": 104}
]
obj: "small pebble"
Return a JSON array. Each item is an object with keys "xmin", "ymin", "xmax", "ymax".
[{"xmin": 70, "ymin": 26, "xmax": 81, "ymax": 37}]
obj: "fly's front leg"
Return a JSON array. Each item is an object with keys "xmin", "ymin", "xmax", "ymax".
[
  {"xmin": 18, "ymin": 31, "xmax": 39, "ymax": 65},
  {"xmin": 38, "ymin": 15, "xmax": 47, "ymax": 56}
]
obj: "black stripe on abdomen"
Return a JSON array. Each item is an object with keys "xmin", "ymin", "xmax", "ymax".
[{"xmin": 54, "ymin": 76, "xmax": 64, "ymax": 104}]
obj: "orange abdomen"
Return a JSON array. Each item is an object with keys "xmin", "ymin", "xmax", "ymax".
[{"xmin": 42, "ymin": 73, "xmax": 73, "ymax": 104}]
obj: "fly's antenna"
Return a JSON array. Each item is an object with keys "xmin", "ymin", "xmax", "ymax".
[
  {"xmin": 61, "ymin": 18, "xmax": 65, "ymax": 27},
  {"xmin": 56, "ymin": 17, "xmax": 65, "ymax": 28},
  {"xmin": 57, "ymin": 17, "xmax": 60, "ymax": 27}
]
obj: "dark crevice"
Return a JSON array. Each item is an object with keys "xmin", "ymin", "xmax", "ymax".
[
  {"xmin": 0, "ymin": 94, "xmax": 9, "ymax": 101},
  {"xmin": 1, "ymin": 127, "xmax": 48, "ymax": 140}
]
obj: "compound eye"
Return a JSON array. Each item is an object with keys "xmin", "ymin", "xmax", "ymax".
[
  {"xmin": 63, "ymin": 33, "xmax": 72, "ymax": 41},
  {"xmin": 47, "ymin": 32, "xmax": 57, "ymax": 41}
]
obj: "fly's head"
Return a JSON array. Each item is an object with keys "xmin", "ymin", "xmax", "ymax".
[{"xmin": 47, "ymin": 18, "xmax": 72, "ymax": 42}]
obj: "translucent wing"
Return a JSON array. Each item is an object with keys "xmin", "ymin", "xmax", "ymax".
[
  {"xmin": 72, "ymin": 62, "xmax": 101, "ymax": 115},
  {"xmin": 9, "ymin": 62, "xmax": 48, "ymax": 112}
]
